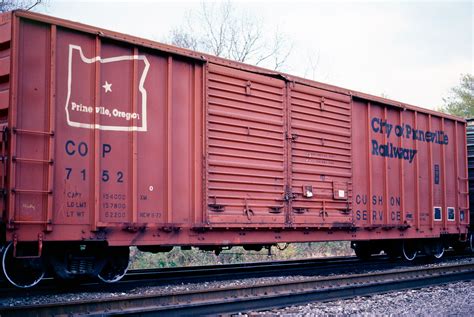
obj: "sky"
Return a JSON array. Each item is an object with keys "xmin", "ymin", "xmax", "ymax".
[{"xmin": 37, "ymin": 0, "xmax": 473, "ymax": 110}]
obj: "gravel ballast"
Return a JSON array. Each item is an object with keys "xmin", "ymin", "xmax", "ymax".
[
  {"xmin": 251, "ymin": 281, "xmax": 474, "ymax": 316},
  {"xmin": 0, "ymin": 256, "xmax": 472, "ymax": 311}
]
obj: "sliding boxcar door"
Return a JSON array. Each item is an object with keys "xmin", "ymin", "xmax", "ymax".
[
  {"xmin": 288, "ymin": 83, "xmax": 353, "ymax": 228},
  {"xmin": 205, "ymin": 64, "xmax": 287, "ymax": 227}
]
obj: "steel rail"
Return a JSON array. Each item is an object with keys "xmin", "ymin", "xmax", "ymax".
[
  {"xmin": 0, "ymin": 255, "xmax": 385, "ymax": 295},
  {"xmin": 0, "ymin": 253, "xmax": 465, "ymax": 296},
  {"xmin": 117, "ymin": 253, "xmax": 471, "ymax": 287},
  {"xmin": 1, "ymin": 262, "xmax": 473, "ymax": 316}
]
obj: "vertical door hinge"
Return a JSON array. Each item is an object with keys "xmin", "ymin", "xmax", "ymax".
[
  {"xmin": 285, "ymin": 132, "xmax": 298, "ymax": 142},
  {"xmin": 284, "ymin": 185, "xmax": 297, "ymax": 202},
  {"xmin": 245, "ymin": 81, "xmax": 252, "ymax": 95}
]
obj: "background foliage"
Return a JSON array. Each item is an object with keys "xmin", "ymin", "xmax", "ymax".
[
  {"xmin": 130, "ymin": 242, "xmax": 353, "ymax": 269},
  {"xmin": 439, "ymin": 73, "xmax": 474, "ymax": 118}
]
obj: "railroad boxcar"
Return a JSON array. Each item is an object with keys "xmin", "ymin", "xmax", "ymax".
[{"xmin": 0, "ymin": 10, "xmax": 470, "ymax": 287}]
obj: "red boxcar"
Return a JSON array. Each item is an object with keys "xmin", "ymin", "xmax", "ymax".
[{"xmin": 0, "ymin": 11, "xmax": 469, "ymax": 287}]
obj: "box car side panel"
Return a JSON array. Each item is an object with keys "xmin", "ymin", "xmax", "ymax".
[
  {"xmin": 5, "ymin": 11, "xmax": 469, "ymax": 246},
  {"xmin": 352, "ymin": 99, "xmax": 469, "ymax": 234},
  {"xmin": 7, "ymin": 17, "xmax": 204, "ymax": 241}
]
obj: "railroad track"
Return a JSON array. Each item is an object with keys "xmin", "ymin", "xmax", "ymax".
[
  {"xmin": 1, "ymin": 257, "xmax": 473, "ymax": 316},
  {"xmin": 120, "ymin": 253, "xmax": 473, "ymax": 288},
  {"xmin": 0, "ymin": 253, "xmax": 466, "ymax": 296},
  {"xmin": 0, "ymin": 255, "xmax": 383, "ymax": 295}
]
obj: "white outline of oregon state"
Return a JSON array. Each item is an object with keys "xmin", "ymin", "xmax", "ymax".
[{"xmin": 65, "ymin": 44, "xmax": 150, "ymax": 132}]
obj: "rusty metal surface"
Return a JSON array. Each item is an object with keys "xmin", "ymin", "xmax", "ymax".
[{"xmin": 0, "ymin": 10, "xmax": 469, "ymax": 245}]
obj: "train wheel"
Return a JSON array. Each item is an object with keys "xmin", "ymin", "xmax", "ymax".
[
  {"xmin": 353, "ymin": 242, "xmax": 371, "ymax": 260},
  {"xmin": 385, "ymin": 246, "xmax": 400, "ymax": 260},
  {"xmin": 98, "ymin": 247, "xmax": 130, "ymax": 283},
  {"xmin": 452, "ymin": 240, "xmax": 466, "ymax": 254},
  {"xmin": 470, "ymin": 233, "xmax": 474, "ymax": 253},
  {"xmin": 2, "ymin": 243, "xmax": 45, "ymax": 288},
  {"xmin": 402, "ymin": 241, "xmax": 417, "ymax": 261},
  {"xmin": 431, "ymin": 243, "xmax": 444, "ymax": 259}
]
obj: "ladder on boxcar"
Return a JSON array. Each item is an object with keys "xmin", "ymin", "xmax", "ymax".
[
  {"xmin": 0, "ymin": 124, "xmax": 7, "ymax": 224},
  {"xmin": 6, "ymin": 125, "xmax": 55, "ymax": 232},
  {"xmin": 459, "ymin": 176, "xmax": 470, "ymax": 228}
]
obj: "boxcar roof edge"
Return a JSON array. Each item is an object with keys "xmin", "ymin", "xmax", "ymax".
[{"xmin": 12, "ymin": 9, "xmax": 466, "ymax": 123}]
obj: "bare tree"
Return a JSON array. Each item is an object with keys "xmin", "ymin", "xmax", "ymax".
[
  {"xmin": 0, "ymin": 0, "xmax": 44, "ymax": 12},
  {"xmin": 303, "ymin": 49, "xmax": 321, "ymax": 81},
  {"xmin": 169, "ymin": 27, "xmax": 199, "ymax": 51},
  {"xmin": 168, "ymin": 1, "xmax": 292, "ymax": 71}
]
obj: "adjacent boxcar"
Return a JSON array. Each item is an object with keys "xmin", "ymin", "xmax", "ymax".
[
  {"xmin": 0, "ymin": 10, "xmax": 469, "ymax": 287},
  {"xmin": 467, "ymin": 119, "xmax": 474, "ymax": 230}
]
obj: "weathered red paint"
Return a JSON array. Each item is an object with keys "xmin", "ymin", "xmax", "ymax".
[{"xmin": 0, "ymin": 11, "xmax": 468, "ymax": 247}]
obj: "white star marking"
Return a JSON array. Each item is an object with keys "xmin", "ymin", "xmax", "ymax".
[{"xmin": 102, "ymin": 81, "xmax": 112, "ymax": 93}]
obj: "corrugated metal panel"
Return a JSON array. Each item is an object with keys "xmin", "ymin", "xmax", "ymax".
[
  {"xmin": 206, "ymin": 63, "xmax": 287, "ymax": 226},
  {"xmin": 289, "ymin": 84, "xmax": 352, "ymax": 226}
]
